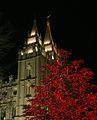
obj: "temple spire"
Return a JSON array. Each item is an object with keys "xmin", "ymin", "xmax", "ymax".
[
  {"xmin": 43, "ymin": 15, "xmax": 53, "ymax": 45},
  {"xmin": 47, "ymin": 15, "xmax": 51, "ymax": 26},
  {"xmin": 27, "ymin": 19, "xmax": 39, "ymax": 45},
  {"xmin": 30, "ymin": 19, "xmax": 39, "ymax": 37}
]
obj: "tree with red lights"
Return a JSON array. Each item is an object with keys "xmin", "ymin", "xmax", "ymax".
[{"xmin": 24, "ymin": 49, "xmax": 97, "ymax": 120}]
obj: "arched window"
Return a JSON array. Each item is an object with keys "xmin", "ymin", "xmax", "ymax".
[
  {"xmin": 1, "ymin": 111, "xmax": 6, "ymax": 120},
  {"xmin": 25, "ymin": 82, "xmax": 31, "ymax": 97},
  {"xmin": 12, "ymin": 107, "xmax": 16, "ymax": 119},
  {"xmin": 26, "ymin": 63, "xmax": 32, "ymax": 78}
]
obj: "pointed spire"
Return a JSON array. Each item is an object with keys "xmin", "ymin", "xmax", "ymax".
[
  {"xmin": 30, "ymin": 19, "xmax": 38, "ymax": 37},
  {"xmin": 43, "ymin": 15, "xmax": 53, "ymax": 45},
  {"xmin": 27, "ymin": 19, "xmax": 38, "ymax": 45}
]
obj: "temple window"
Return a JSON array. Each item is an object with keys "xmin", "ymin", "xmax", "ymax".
[
  {"xmin": 26, "ymin": 63, "xmax": 32, "ymax": 78},
  {"xmin": 21, "ymin": 51, "xmax": 23, "ymax": 55},
  {"xmin": 27, "ymin": 37, "xmax": 36, "ymax": 44},
  {"xmin": 35, "ymin": 46, "xmax": 38, "ymax": 52},
  {"xmin": 52, "ymin": 55, "xmax": 54, "ymax": 60},
  {"xmin": 1, "ymin": 111, "xmax": 6, "ymax": 120},
  {"xmin": 45, "ymin": 44, "xmax": 52, "ymax": 52},
  {"xmin": 27, "ymin": 48, "xmax": 33, "ymax": 54},
  {"xmin": 44, "ymin": 40, "xmax": 50, "ymax": 45}
]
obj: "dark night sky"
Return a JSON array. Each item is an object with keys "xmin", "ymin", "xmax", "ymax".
[{"xmin": 0, "ymin": 1, "xmax": 97, "ymax": 83}]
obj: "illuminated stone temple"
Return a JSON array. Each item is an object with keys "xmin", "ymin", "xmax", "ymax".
[{"xmin": 0, "ymin": 16, "xmax": 57, "ymax": 120}]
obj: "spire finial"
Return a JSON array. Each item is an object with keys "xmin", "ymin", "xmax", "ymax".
[
  {"xmin": 47, "ymin": 15, "xmax": 51, "ymax": 25},
  {"xmin": 47, "ymin": 15, "xmax": 51, "ymax": 20},
  {"xmin": 30, "ymin": 18, "xmax": 38, "ymax": 36}
]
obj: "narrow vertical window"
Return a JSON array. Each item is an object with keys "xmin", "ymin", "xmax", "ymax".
[{"xmin": 26, "ymin": 63, "xmax": 32, "ymax": 78}]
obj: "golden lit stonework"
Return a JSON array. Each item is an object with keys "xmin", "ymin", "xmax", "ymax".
[
  {"xmin": 45, "ymin": 44, "xmax": 52, "ymax": 52},
  {"xmin": 0, "ymin": 16, "xmax": 57, "ymax": 120},
  {"xmin": 27, "ymin": 37, "xmax": 36, "ymax": 44}
]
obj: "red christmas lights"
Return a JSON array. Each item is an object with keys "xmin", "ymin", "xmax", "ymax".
[{"xmin": 24, "ymin": 49, "xmax": 97, "ymax": 120}]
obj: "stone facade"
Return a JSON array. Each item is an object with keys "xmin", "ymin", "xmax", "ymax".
[{"xmin": 0, "ymin": 16, "xmax": 57, "ymax": 120}]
